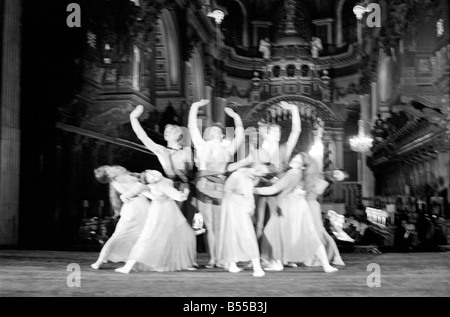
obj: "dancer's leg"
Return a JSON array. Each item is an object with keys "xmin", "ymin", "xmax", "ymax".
[
  {"xmin": 91, "ymin": 259, "xmax": 105, "ymax": 270},
  {"xmin": 201, "ymin": 201, "xmax": 216, "ymax": 267},
  {"xmin": 252, "ymin": 258, "xmax": 265, "ymax": 277},
  {"xmin": 315, "ymin": 244, "xmax": 338, "ymax": 273},
  {"xmin": 264, "ymin": 259, "xmax": 283, "ymax": 271},
  {"xmin": 115, "ymin": 259, "xmax": 136, "ymax": 274},
  {"xmin": 255, "ymin": 197, "xmax": 267, "ymax": 239},
  {"xmin": 91, "ymin": 240, "xmax": 113, "ymax": 269},
  {"xmin": 228, "ymin": 262, "xmax": 242, "ymax": 273}
]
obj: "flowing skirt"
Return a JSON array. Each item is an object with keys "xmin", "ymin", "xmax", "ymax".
[
  {"xmin": 98, "ymin": 196, "xmax": 151, "ymax": 263},
  {"xmin": 129, "ymin": 198, "xmax": 196, "ymax": 272},
  {"xmin": 303, "ymin": 199, "xmax": 345, "ymax": 266},
  {"xmin": 217, "ymin": 193, "xmax": 260, "ymax": 264},
  {"xmin": 261, "ymin": 192, "xmax": 322, "ymax": 263}
]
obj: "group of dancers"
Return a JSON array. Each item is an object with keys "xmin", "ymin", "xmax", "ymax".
[{"xmin": 90, "ymin": 99, "xmax": 345, "ymax": 277}]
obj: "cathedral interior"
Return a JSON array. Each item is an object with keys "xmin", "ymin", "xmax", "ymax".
[{"xmin": 0, "ymin": 0, "xmax": 449, "ymax": 251}]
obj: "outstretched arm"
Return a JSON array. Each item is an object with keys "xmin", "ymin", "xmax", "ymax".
[
  {"xmin": 188, "ymin": 99, "xmax": 209, "ymax": 150},
  {"xmin": 161, "ymin": 180, "xmax": 189, "ymax": 202},
  {"xmin": 120, "ymin": 182, "xmax": 148, "ymax": 202},
  {"xmin": 254, "ymin": 171, "xmax": 296, "ymax": 196},
  {"xmin": 140, "ymin": 190, "xmax": 157, "ymax": 201},
  {"xmin": 130, "ymin": 105, "xmax": 165, "ymax": 156},
  {"xmin": 281, "ymin": 102, "xmax": 301, "ymax": 161},
  {"xmin": 224, "ymin": 107, "xmax": 244, "ymax": 156},
  {"xmin": 227, "ymin": 150, "xmax": 254, "ymax": 172},
  {"xmin": 227, "ymin": 156, "xmax": 252, "ymax": 173}
]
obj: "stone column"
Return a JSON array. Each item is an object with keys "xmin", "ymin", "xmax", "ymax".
[
  {"xmin": 334, "ymin": 130, "xmax": 344, "ymax": 169},
  {"xmin": 360, "ymin": 94, "xmax": 375, "ymax": 205},
  {"xmin": 214, "ymin": 97, "xmax": 226, "ymax": 127},
  {"xmin": 0, "ymin": 0, "xmax": 21, "ymax": 245},
  {"xmin": 371, "ymin": 82, "xmax": 377, "ymax": 124},
  {"xmin": 336, "ymin": 12, "xmax": 343, "ymax": 47},
  {"xmin": 332, "ymin": 130, "xmax": 344, "ymax": 203},
  {"xmin": 253, "ymin": 23, "xmax": 258, "ymax": 47}
]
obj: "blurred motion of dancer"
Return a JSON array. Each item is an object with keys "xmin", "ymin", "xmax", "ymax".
[
  {"xmin": 254, "ymin": 101, "xmax": 301, "ymax": 242},
  {"xmin": 188, "ymin": 99, "xmax": 244, "ymax": 268},
  {"xmin": 91, "ymin": 166, "xmax": 151, "ymax": 270},
  {"xmin": 129, "ymin": 105, "xmax": 196, "ymax": 225},
  {"xmin": 254, "ymin": 153, "xmax": 338, "ymax": 273},
  {"xmin": 115, "ymin": 170, "xmax": 196, "ymax": 274},
  {"xmin": 303, "ymin": 119, "xmax": 345, "ymax": 267},
  {"xmin": 217, "ymin": 162, "xmax": 273, "ymax": 277},
  {"xmin": 130, "ymin": 105, "xmax": 199, "ymax": 266}
]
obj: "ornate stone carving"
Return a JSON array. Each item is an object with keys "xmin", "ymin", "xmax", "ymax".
[{"xmin": 244, "ymin": 95, "xmax": 340, "ymax": 127}]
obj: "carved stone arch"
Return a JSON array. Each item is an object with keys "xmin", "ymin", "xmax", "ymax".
[
  {"xmin": 159, "ymin": 9, "xmax": 181, "ymax": 88},
  {"xmin": 335, "ymin": 0, "xmax": 346, "ymax": 46},
  {"xmin": 185, "ymin": 46, "xmax": 206, "ymax": 104},
  {"xmin": 192, "ymin": 46, "xmax": 206, "ymax": 101},
  {"xmin": 336, "ymin": 0, "xmax": 358, "ymax": 46},
  {"xmin": 233, "ymin": 0, "xmax": 249, "ymax": 47},
  {"xmin": 223, "ymin": 0, "xmax": 249, "ymax": 47},
  {"xmin": 244, "ymin": 94, "xmax": 338, "ymax": 127},
  {"xmin": 243, "ymin": 95, "xmax": 340, "ymax": 155}
]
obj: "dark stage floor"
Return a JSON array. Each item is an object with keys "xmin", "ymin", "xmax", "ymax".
[{"xmin": 0, "ymin": 250, "xmax": 449, "ymax": 297}]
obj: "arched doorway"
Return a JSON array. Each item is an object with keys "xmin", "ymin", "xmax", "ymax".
[
  {"xmin": 244, "ymin": 95, "xmax": 340, "ymax": 155},
  {"xmin": 155, "ymin": 9, "xmax": 181, "ymax": 92}
]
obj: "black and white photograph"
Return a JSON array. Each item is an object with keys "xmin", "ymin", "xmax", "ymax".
[{"xmin": 0, "ymin": 0, "xmax": 449, "ymax": 300}]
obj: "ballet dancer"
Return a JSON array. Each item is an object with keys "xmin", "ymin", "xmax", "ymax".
[
  {"xmin": 217, "ymin": 163, "xmax": 272, "ymax": 277},
  {"xmin": 303, "ymin": 119, "xmax": 345, "ymax": 266},
  {"xmin": 115, "ymin": 170, "xmax": 196, "ymax": 274},
  {"xmin": 254, "ymin": 153, "xmax": 338, "ymax": 273},
  {"xmin": 129, "ymin": 105, "xmax": 196, "ymax": 225},
  {"xmin": 254, "ymin": 101, "xmax": 301, "ymax": 240},
  {"xmin": 91, "ymin": 166, "xmax": 151, "ymax": 270},
  {"xmin": 188, "ymin": 99, "xmax": 244, "ymax": 268}
]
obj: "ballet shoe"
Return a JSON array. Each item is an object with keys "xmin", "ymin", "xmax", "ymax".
[
  {"xmin": 253, "ymin": 269, "xmax": 265, "ymax": 277},
  {"xmin": 263, "ymin": 264, "xmax": 284, "ymax": 271},
  {"xmin": 286, "ymin": 262, "xmax": 298, "ymax": 268},
  {"xmin": 205, "ymin": 263, "xmax": 215, "ymax": 269},
  {"xmin": 323, "ymin": 266, "xmax": 339, "ymax": 273},
  {"xmin": 115, "ymin": 267, "xmax": 131, "ymax": 274},
  {"xmin": 332, "ymin": 258, "xmax": 345, "ymax": 266},
  {"xmin": 185, "ymin": 267, "xmax": 197, "ymax": 271},
  {"xmin": 228, "ymin": 266, "xmax": 243, "ymax": 273},
  {"xmin": 90, "ymin": 263, "xmax": 101, "ymax": 270}
]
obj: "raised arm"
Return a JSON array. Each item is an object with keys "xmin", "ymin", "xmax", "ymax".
[
  {"xmin": 188, "ymin": 99, "xmax": 209, "ymax": 150},
  {"xmin": 280, "ymin": 102, "xmax": 301, "ymax": 161},
  {"xmin": 130, "ymin": 105, "xmax": 165, "ymax": 156},
  {"xmin": 224, "ymin": 107, "xmax": 244, "ymax": 156}
]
